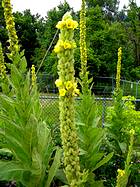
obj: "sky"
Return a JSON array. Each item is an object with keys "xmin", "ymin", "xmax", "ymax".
[{"xmin": 11, "ymin": 0, "xmax": 140, "ymax": 18}]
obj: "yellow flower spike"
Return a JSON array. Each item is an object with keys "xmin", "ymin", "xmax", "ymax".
[
  {"xmin": 116, "ymin": 47, "xmax": 122, "ymax": 92},
  {"xmin": 55, "ymin": 79, "xmax": 63, "ymax": 87},
  {"xmin": 55, "ymin": 12, "xmax": 82, "ymax": 186},
  {"xmin": 31, "ymin": 65, "xmax": 36, "ymax": 87},
  {"xmin": 2, "ymin": 0, "xmax": 20, "ymax": 60},
  {"xmin": 59, "ymin": 88, "xmax": 66, "ymax": 97},
  {"xmin": 0, "ymin": 43, "xmax": 6, "ymax": 80},
  {"xmin": 79, "ymin": 0, "xmax": 90, "ymax": 94}
]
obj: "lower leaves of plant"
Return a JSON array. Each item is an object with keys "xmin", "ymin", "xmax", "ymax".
[
  {"xmin": 76, "ymin": 92, "xmax": 113, "ymax": 186},
  {"xmin": 116, "ymin": 129, "xmax": 135, "ymax": 187},
  {"xmin": 0, "ymin": 52, "xmax": 61, "ymax": 187}
]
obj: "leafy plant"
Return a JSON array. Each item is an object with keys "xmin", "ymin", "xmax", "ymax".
[
  {"xmin": 116, "ymin": 129, "xmax": 135, "ymax": 187},
  {"xmin": 76, "ymin": 93, "xmax": 113, "ymax": 186},
  {"xmin": 0, "ymin": 52, "xmax": 61, "ymax": 187}
]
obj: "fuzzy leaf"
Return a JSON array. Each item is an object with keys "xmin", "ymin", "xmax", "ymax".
[
  {"xmin": 0, "ymin": 160, "xmax": 30, "ymax": 186},
  {"xmin": 45, "ymin": 148, "xmax": 62, "ymax": 187},
  {"xmin": 92, "ymin": 152, "xmax": 114, "ymax": 171}
]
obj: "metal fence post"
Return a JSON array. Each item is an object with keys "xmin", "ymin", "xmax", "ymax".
[
  {"xmin": 136, "ymin": 80, "xmax": 140, "ymax": 98},
  {"xmin": 102, "ymin": 97, "xmax": 106, "ymax": 127}
]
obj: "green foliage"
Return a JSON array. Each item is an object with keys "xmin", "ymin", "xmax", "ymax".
[
  {"xmin": 106, "ymin": 93, "xmax": 140, "ymax": 155},
  {"xmin": 76, "ymin": 93, "xmax": 113, "ymax": 186},
  {"xmin": 32, "ymin": 1, "xmax": 73, "ymax": 74},
  {"xmin": 126, "ymin": 1, "xmax": 140, "ymax": 67},
  {"xmin": 0, "ymin": 51, "xmax": 61, "ymax": 187},
  {"xmin": 86, "ymin": 0, "xmax": 119, "ymax": 15},
  {"xmin": 14, "ymin": 10, "xmax": 44, "ymax": 66},
  {"xmin": 0, "ymin": 0, "xmax": 140, "ymax": 80},
  {"xmin": 116, "ymin": 129, "xmax": 135, "ymax": 187}
]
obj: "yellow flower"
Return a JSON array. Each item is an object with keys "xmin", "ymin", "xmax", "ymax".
[
  {"xmin": 31, "ymin": 64, "xmax": 36, "ymax": 86},
  {"xmin": 129, "ymin": 129, "xmax": 135, "ymax": 135},
  {"xmin": 54, "ymin": 40, "xmax": 64, "ymax": 53},
  {"xmin": 56, "ymin": 21, "xmax": 66, "ymax": 29},
  {"xmin": 55, "ymin": 79, "xmax": 63, "ymax": 87},
  {"xmin": 54, "ymin": 44, "xmax": 61, "ymax": 53},
  {"xmin": 117, "ymin": 169, "xmax": 125, "ymax": 177},
  {"xmin": 66, "ymin": 19, "xmax": 78, "ymax": 29},
  {"xmin": 66, "ymin": 81, "xmax": 73, "ymax": 90},
  {"xmin": 74, "ymin": 88, "xmax": 80, "ymax": 95},
  {"xmin": 73, "ymin": 20, "xmax": 78, "ymax": 29},
  {"xmin": 59, "ymin": 88, "xmax": 66, "ymax": 96},
  {"xmin": 63, "ymin": 42, "xmax": 72, "ymax": 49}
]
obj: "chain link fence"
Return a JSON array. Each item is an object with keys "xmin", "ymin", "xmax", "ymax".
[
  {"xmin": 38, "ymin": 74, "xmax": 140, "ymax": 126},
  {"xmin": 92, "ymin": 77, "xmax": 140, "ymax": 98},
  {"xmin": 37, "ymin": 74, "xmax": 140, "ymax": 98}
]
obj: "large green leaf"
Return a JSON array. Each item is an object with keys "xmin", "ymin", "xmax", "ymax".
[
  {"xmin": 92, "ymin": 152, "xmax": 114, "ymax": 171},
  {"xmin": 0, "ymin": 160, "xmax": 30, "ymax": 186},
  {"xmin": 55, "ymin": 169, "xmax": 68, "ymax": 185},
  {"xmin": 45, "ymin": 148, "xmax": 62, "ymax": 187}
]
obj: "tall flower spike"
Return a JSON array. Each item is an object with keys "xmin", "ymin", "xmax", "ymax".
[
  {"xmin": 54, "ymin": 12, "xmax": 82, "ymax": 187},
  {"xmin": 116, "ymin": 47, "xmax": 122, "ymax": 92},
  {"xmin": 31, "ymin": 65, "xmax": 36, "ymax": 87},
  {"xmin": 80, "ymin": 0, "xmax": 89, "ymax": 94},
  {"xmin": 0, "ymin": 42, "xmax": 6, "ymax": 79},
  {"xmin": 2, "ymin": 0, "xmax": 19, "ymax": 60}
]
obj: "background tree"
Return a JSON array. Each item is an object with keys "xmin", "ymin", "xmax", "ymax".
[
  {"xmin": 14, "ymin": 10, "xmax": 44, "ymax": 67},
  {"xmin": 32, "ymin": 1, "xmax": 73, "ymax": 74},
  {"xmin": 123, "ymin": 0, "xmax": 140, "ymax": 79},
  {"xmin": 0, "ymin": 0, "xmax": 140, "ymax": 80}
]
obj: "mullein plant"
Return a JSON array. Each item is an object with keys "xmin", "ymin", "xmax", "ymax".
[
  {"xmin": 54, "ymin": 12, "xmax": 87, "ymax": 187},
  {"xmin": 116, "ymin": 129, "xmax": 135, "ymax": 187},
  {"xmin": 79, "ymin": 0, "xmax": 91, "ymax": 95},
  {"xmin": 0, "ymin": 0, "xmax": 62, "ymax": 186},
  {"xmin": 106, "ymin": 48, "xmax": 139, "ymax": 185},
  {"xmin": 76, "ymin": 1, "xmax": 113, "ymax": 186},
  {"xmin": 0, "ymin": 55, "xmax": 62, "ymax": 186},
  {"xmin": 106, "ymin": 47, "xmax": 127, "ymax": 154}
]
